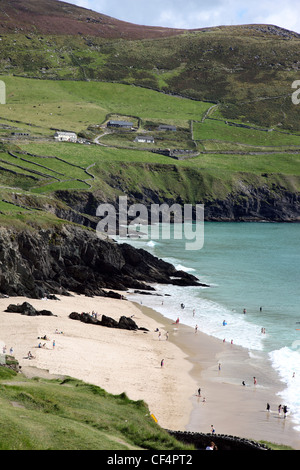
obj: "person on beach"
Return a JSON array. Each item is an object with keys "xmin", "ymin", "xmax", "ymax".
[
  {"xmin": 253, "ymin": 377, "xmax": 257, "ymax": 385},
  {"xmin": 283, "ymin": 405, "xmax": 288, "ymax": 418},
  {"xmin": 161, "ymin": 359, "xmax": 164, "ymax": 367},
  {"xmin": 210, "ymin": 425, "xmax": 215, "ymax": 434},
  {"xmin": 198, "ymin": 388, "xmax": 201, "ymax": 396},
  {"xmin": 195, "ymin": 324, "xmax": 198, "ymax": 333},
  {"xmin": 206, "ymin": 442, "xmax": 216, "ymax": 450},
  {"xmin": 52, "ymin": 340, "xmax": 55, "ymax": 349},
  {"xmin": 278, "ymin": 404, "xmax": 282, "ymax": 415},
  {"xmin": 158, "ymin": 332, "xmax": 161, "ymax": 340},
  {"xmin": 266, "ymin": 403, "xmax": 270, "ymax": 412},
  {"xmin": 165, "ymin": 331, "xmax": 169, "ymax": 340},
  {"xmin": 243, "ymin": 308, "xmax": 247, "ymax": 314}
]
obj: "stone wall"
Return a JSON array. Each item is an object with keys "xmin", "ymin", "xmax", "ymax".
[{"xmin": 167, "ymin": 430, "xmax": 270, "ymax": 451}]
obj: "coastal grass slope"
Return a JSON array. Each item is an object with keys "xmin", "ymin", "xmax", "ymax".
[{"xmin": 0, "ymin": 366, "xmax": 194, "ymax": 450}]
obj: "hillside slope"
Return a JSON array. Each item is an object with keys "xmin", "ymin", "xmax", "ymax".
[
  {"xmin": 0, "ymin": 0, "xmax": 190, "ymax": 38},
  {"xmin": 0, "ymin": 1, "xmax": 299, "ymax": 129},
  {"xmin": 0, "ymin": 76, "xmax": 299, "ymax": 223},
  {"xmin": 0, "ymin": 366, "xmax": 194, "ymax": 450},
  {"xmin": 0, "ymin": 3, "xmax": 299, "ymax": 223}
]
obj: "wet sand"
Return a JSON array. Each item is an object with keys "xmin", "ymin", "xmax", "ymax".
[{"xmin": 141, "ymin": 304, "xmax": 300, "ymax": 450}]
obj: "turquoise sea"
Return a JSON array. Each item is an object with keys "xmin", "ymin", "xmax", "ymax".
[{"xmin": 119, "ymin": 222, "xmax": 300, "ymax": 432}]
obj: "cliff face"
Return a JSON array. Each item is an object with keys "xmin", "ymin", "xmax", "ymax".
[
  {"xmin": 53, "ymin": 179, "xmax": 300, "ymax": 226},
  {"xmin": 204, "ymin": 187, "xmax": 300, "ymax": 221},
  {"xmin": 0, "ymin": 225, "xmax": 202, "ymax": 299}
]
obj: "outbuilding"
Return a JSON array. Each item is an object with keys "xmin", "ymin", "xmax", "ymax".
[
  {"xmin": 107, "ymin": 120, "xmax": 133, "ymax": 129},
  {"xmin": 158, "ymin": 124, "xmax": 177, "ymax": 131}
]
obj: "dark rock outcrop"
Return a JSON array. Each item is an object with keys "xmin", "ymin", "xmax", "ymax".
[
  {"xmin": 69, "ymin": 311, "xmax": 148, "ymax": 331},
  {"xmin": 5, "ymin": 301, "xmax": 54, "ymax": 316},
  {"xmin": 0, "ymin": 224, "xmax": 204, "ymax": 299},
  {"xmin": 204, "ymin": 186, "xmax": 300, "ymax": 222}
]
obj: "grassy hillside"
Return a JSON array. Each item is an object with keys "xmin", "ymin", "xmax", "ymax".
[
  {"xmin": 1, "ymin": 23, "xmax": 300, "ymax": 130},
  {"xmin": 0, "ymin": 75, "xmax": 211, "ymax": 133},
  {"xmin": 0, "ymin": 366, "xmax": 193, "ymax": 450},
  {"xmin": 0, "ymin": 75, "xmax": 299, "ymax": 224}
]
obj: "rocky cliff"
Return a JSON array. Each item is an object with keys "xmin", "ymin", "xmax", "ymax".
[{"xmin": 0, "ymin": 224, "xmax": 204, "ymax": 299}]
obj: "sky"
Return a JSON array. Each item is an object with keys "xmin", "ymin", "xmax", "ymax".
[{"xmin": 62, "ymin": 0, "xmax": 300, "ymax": 33}]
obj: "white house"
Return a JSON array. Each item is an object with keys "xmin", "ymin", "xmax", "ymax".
[
  {"xmin": 54, "ymin": 131, "xmax": 77, "ymax": 142},
  {"xmin": 134, "ymin": 135, "xmax": 155, "ymax": 144}
]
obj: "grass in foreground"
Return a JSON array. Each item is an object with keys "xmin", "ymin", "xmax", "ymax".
[{"xmin": 0, "ymin": 367, "xmax": 194, "ymax": 451}]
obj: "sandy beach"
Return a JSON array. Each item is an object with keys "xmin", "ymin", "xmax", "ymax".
[
  {"xmin": 0, "ymin": 293, "xmax": 195, "ymax": 432},
  {"xmin": 140, "ymin": 303, "xmax": 300, "ymax": 450},
  {"xmin": 1, "ymin": 292, "xmax": 300, "ymax": 450}
]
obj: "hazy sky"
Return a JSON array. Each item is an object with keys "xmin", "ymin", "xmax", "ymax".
[{"xmin": 62, "ymin": 0, "xmax": 300, "ymax": 33}]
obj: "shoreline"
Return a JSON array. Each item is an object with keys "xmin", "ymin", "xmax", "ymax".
[
  {"xmin": 134, "ymin": 299, "xmax": 300, "ymax": 450},
  {"xmin": 0, "ymin": 292, "xmax": 299, "ymax": 450}
]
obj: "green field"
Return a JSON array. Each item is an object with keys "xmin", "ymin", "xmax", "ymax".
[
  {"xmin": 0, "ymin": 75, "xmax": 299, "ymax": 223},
  {"xmin": 193, "ymin": 118, "xmax": 300, "ymax": 148},
  {"xmin": 0, "ymin": 75, "xmax": 212, "ymax": 133}
]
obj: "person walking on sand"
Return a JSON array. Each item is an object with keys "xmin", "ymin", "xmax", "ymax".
[
  {"xmin": 266, "ymin": 403, "xmax": 270, "ymax": 412},
  {"xmin": 52, "ymin": 339, "xmax": 55, "ymax": 349},
  {"xmin": 253, "ymin": 377, "xmax": 257, "ymax": 385},
  {"xmin": 161, "ymin": 359, "xmax": 164, "ymax": 367}
]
